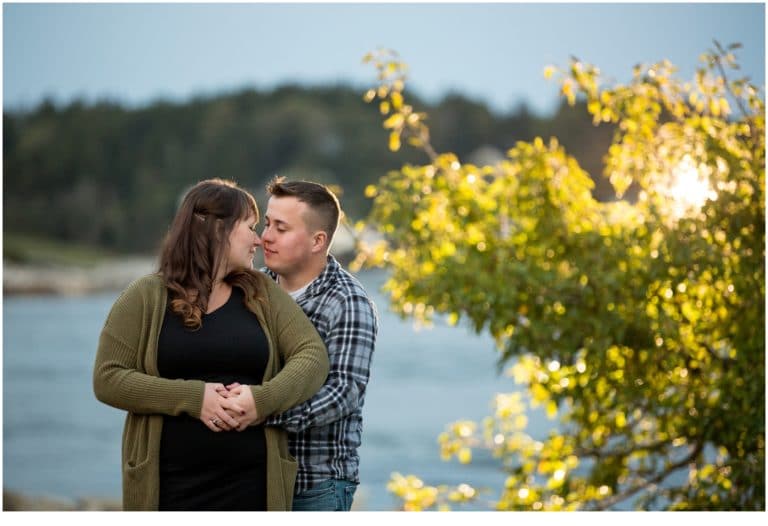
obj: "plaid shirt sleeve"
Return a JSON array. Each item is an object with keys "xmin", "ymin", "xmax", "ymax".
[{"xmin": 268, "ymin": 292, "xmax": 377, "ymax": 432}]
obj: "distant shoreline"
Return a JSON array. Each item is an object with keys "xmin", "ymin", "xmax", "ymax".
[
  {"xmin": 3, "ymin": 249, "xmax": 361, "ymax": 298},
  {"xmin": 3, "ymin": 489, "xmax": 121, "ymax": 511},
  {"xmin": 3, "ymin": 257, "xmax": 157, "ymax": 296}
]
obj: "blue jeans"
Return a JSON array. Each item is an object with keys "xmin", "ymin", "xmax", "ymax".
[{"xmin": 291, "ymin": 479, "xmax": 358, "ymax": 511}]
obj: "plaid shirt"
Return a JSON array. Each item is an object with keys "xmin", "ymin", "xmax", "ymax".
[{"xmin": 264, "ymin": 256, "xmax": 378, "ymax": 493}]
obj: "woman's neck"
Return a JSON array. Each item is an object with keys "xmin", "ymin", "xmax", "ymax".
[{"xmin": 206, "ymin": 279, "xmax": 233, "ymax": 314}]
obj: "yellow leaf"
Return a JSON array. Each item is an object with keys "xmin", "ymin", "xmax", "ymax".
[
  {"xmin": 383, "ymin": 113, "xmax": 404, "ymax": 129},
  {"xmin": 514, "ymin": 414, "xmax": 528, "ymax": 429},
  {"xmin": 543, "ymin": 66, "xmax": 555, "ymax": 80},
  {"xmin": 363, "ymin": 89, "xmax": 376, "ymax": 103},
  {"xmin": 719, "ymin": 98, "xmax": 731, "ymax": 115},
  {"xmin": 458, "ymin": 448, "xmax": 472, "ymax": 464},
  {"xmin": 709, "ymin": 98, "xmax": 721, "ymax": 117},
  {"xmin": 379, "ymin": 101, "xmax": 391, "ymax": 115},
  {"xmin": 531, "ymin": 383, "xmax": 549, "ymax": 404},
  {"xmin": 562, "ymin": 80, "xmax": 575, "ymax": 105},
  {"xmin": 420, "ymin": 261, "xmax": 435, "ymax": 274},
  {"xmin": 391, "ymin": 91, "xmax": 404, "ymax": 110},
  {"xmin": 546, "ymin": 400, "xmax": 558, "ymax": 419},
  {"xmin": 546, "ymin": 475, "xmax": 565, "ymax": 490},
  {"xmin": 364, "ymin": 185, "xmax": 378, "ymax": 198},
  {"xmin": 389, "ymin": 131, "xmax": 401, "ymax": 151}
]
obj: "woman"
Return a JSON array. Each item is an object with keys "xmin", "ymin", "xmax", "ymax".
[{"xmin": 93, "ymin": 178, "xmax": 329, "ymax": 511}]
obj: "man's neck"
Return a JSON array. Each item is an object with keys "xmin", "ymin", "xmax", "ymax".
[{"xmin": 277, "ymin": 256, "xmax": 328, "ymax": 293}]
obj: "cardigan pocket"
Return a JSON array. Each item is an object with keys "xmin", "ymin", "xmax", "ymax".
[
  {"xmin": 122, "ymin": 456, "xmax": 154, "ymax": 511},
  {"xmin": 121, "ymin": 414, "xmax": 159, "ymax": 511},
  {"xmin": 123, "ymin": 414, "xmax": 150, "ymax": 467},
  {"xmin": 124, "ymin": 454, "xmax": 152, "ymax": 483},
  {"xmin": 280, "ymin": 455, "xmax": 298, "ymax": 507}
]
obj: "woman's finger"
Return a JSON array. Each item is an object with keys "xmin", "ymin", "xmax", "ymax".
[
  {"xmin": 223, "ymin": 407, "xmax": 241, "ymax": 419},
  {"xmin": 236, "ymin": 422, "xmax": 248, "ymax": 432},
  {"xmin": 205, "ymin": 416, "xmax": 222, "ymax": 432},
  {"xmin": 216, "ymin": 411, "xmax": 238, "ymax": 430},
  {"xmin": 221, "ymin": 398, "xmax": 246, "ymax": 416}
]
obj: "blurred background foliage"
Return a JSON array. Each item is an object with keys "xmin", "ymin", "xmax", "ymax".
[
  {"xmin": 354, "ymin": 44, "xmax": 764, "ymax": 510},
  {"xmin": 4, "ymin": 83, "xmax": 615, "ymax": 261}
]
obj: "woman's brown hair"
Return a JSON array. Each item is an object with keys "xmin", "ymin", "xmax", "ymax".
[{"xmin": 158, "ymin": 178, "xmax": 265, "ymax": 329}]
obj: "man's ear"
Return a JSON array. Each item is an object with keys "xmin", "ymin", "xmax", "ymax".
[{"xmin": 311, "ymin": 231, "xmax": 328, "ymax": 253}]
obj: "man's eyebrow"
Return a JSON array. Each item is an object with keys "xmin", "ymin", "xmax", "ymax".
[{"xmin": 265, "ymin": 216, "xmax": 288, "ymax": 226}]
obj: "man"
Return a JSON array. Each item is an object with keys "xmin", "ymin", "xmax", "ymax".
[{"xmin": 259, "ymin": 177, "xmax": 378, "ymax": 511}]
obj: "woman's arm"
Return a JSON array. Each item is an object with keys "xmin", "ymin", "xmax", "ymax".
[
  {"xmin": 241, "ymin": 281, "xmax": 330, "ymax": 420},
  {"xmin": 93, "ymin": 277, "xmax": 220, "ymax": 420}
]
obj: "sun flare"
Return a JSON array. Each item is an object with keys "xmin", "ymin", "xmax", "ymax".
[{"xmin": 667, "ymin": 155, "xmax": 717, "ymax": 217}]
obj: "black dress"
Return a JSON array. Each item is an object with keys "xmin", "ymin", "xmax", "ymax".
[{"xmin": 157, "ymin": 287, "xmax": 269, "ymax": 511}]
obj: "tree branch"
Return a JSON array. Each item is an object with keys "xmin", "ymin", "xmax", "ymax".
[{"xmin": 588, "ymin": 441, "xmax": 704, "ymax": 510}]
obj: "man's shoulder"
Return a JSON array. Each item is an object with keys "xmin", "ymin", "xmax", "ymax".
[{"xmin": 320, "ymin": 264, "xmax": 374, "ymax": 306}]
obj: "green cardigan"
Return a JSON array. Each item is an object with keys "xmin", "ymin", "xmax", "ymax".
[{"xmin": 93, "ymin": 272, "xmax": 329, "ymax": 511}]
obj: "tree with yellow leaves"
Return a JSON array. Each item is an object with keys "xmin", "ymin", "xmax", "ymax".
[{"xmin": 354, "ymin": 42, "xmax": 764, "ymax": 510}]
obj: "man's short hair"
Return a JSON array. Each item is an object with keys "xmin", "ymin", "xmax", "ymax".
[{"xmin": 266, "ymin": 176, "xmax": 341, "ymax": 244}]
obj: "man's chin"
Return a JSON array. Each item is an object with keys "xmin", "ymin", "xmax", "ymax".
[{"xmin": 263, "ymin": 256, "xmax": 279, "ymax": 271}]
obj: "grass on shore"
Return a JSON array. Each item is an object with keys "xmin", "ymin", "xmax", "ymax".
[{"xmin": 3, "ymin": 233, "xmax": 119, "ymax": 267}]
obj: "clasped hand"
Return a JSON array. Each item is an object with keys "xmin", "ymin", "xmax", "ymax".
[{"xmin": 200, "ymin": 382, "xmax": 262, "ymax": 432}]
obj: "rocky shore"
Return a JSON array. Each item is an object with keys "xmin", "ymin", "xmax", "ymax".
[
  {"xmin": 3, "ymin": 488, "xmax": 369, "ymax": 511},
  {"xmin": 3, "ymin": 225, "xmax": 363, "ymax": 296},
  {"xmin": 3, "ymin": 257, "xmax": 157, "ymax": 296},
  {"xmin": 3, "ymin": 489, "xmax": 120, "ymax": 511}
]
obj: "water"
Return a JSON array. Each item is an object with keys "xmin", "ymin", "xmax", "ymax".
[{"xmin": 2, "ymin": 270, "xmax": 550, "ymax": 510}]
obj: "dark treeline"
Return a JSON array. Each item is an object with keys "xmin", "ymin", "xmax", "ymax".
[{"xmin": 3, "ymin": 85, "xmax": 614, "ymax": 254}]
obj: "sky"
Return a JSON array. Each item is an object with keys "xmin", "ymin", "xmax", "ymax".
[{"xmin": 2, "ymin": 1, "xmax": 765, "ymax": 117}]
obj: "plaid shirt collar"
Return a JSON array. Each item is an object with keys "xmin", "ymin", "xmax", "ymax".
[{"xmin": 263, "ymin": 255, "xmax": 340, "ymax": 298}]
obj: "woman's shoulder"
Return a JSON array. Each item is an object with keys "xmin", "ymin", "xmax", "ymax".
[
  {"xmin": 133, "ymin": 272, "xmax": 164, "ymax": 285},
  {"xmin": 126, "ymin": 273, "xmax": 165, "ymax": 293},
  {"xmin": 239, "ymin": 270, "xmax": 294, "ymax": 317},
  {"xmin": 103, "ymin": 273, "xmax": 165, "ymax": 327},
  {"xmin": 113, "ymin": 273, "xmax": 165, "ymax": 306},
  {"xmin": 257, "ymin": 272, "xmax": 296, "ymax": 306}
]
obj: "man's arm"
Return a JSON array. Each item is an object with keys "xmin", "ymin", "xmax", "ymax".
[{"xmin": 268, "ymin": 293, "xmax": 377, "ymax": 432}]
